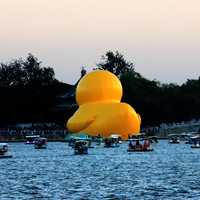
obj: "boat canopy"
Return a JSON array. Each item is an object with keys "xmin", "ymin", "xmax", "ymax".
[
  {"xmin": 25, "ymin": 135, "xmax": 40, "ymax": 138},
  {"xmin": 191, "ymin": 135, "xmax": 200, "ymax": 139},
  {"xmin": 67, "ymin": 133, "xmax": 90, "ymax": 140},
  {"xmin": 75, "ymin": 140, "xmax": 88, "ymax": 145},
  {"xmin": 128, "ymin": 138, "xmax": 148, "ymax": 141},
  {"xmin": 110, "ymin": 134, "xmax": 120, "ymax": 139}
]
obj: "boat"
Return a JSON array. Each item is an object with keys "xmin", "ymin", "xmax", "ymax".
[
  {"xmin": 184, "ymin": 132, "xmax": 200, "ymax": 144},
  {"xmin": 168, "ymin": 134, "xmax": 180, "ymax": 144},
  {"xmin": 67, "ymin": 133, "xmax": 94, "ymax": 148},
  {"xmin": 127, "ymin": 138, "xmax": 153, "ymax": 152},
  {"xmin": 68, "ymin": 136, "xmax": 94, "ymax": 148},
  {"xmin": 25, "ymin": 135, "xmax": 40, "ymax": 144},
  {"xmin": 190, "ymin": 136, "xmax": 200, "ymax": 148},
  {"xmin": 0, "ymin": 143, "xmax": 12, "ymax": 158},
  {"xmin": 34, "ymin": 137, "xmax": 47, "ymax": 149},
  {"xmin": 92, "ymin": 135, "xmax": 103, "ymax": 146},
  {"xmin": 74, "ymin": 140, "xmax": 88, "ymax": 155},
  {"xmin": 104, "ymin": 134, "xmax": 121, "ymax": 148},
  {"xmin": 191, "ymin": 144, "xmax": 200, "ymax": 148}
]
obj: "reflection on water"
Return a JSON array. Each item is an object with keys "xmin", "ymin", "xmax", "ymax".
[{"xmin": 0, "ymin": 141, "xmax": 200, "ymax": 200}]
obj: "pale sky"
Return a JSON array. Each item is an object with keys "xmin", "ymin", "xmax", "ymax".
[{"xmin": 0, "ymin": 0, "xmax": 200, "ymax": 85}]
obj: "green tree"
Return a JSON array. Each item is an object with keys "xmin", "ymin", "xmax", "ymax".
[
  {"xmin": 96, "ymin": 51, "xmax": 135, "ymax": 77},
  {"xmin": 0, "ymin": 60, "xmax": 24, "ymax": 87},
  {"xmin": 0, "ymin": 54, "xmax": 56, "ymax": 87},
  {"xmin": 23, "ymin": 54, "xmax": 55, "ymax": 86}
]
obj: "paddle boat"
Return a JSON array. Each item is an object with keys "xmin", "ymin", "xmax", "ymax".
[
  {"xmin": 104, "ymin": 135, "xmax": 120, "ymax": 148},
  {"xmin": 74, "ymin": 140, "xmax": 88, "ymax": 155},
  {"xmin": 69, "ymin": 137, "xmax": 94, "ymax": 148},
  {"xmin": 127, "ymin": 138, "xmax": 153, "ymax": 152},
  {"xmin": 191, "ymin": 136, "xmax": 200, "ymax": 148},
  {"xmin": 111, "ymin": 134, "xmax": 122, "ymax": 143},
  {"xmin": 168, "ymin": 134, "xmax": 180, "ymax": 144},
  {"xmin": 34, "ymin": 137, "xmax": 47, "ymax": 149},
  {"xmin": 25, "ymin": 135, "xmax": 40, "ymax": 144},
  {"xmin": 67, "ymin": 133, "xmax": 94, "ymax": 148},
  {"xmin": 0, "ymin": 143, "xmax": 12, "ymax": 158},
  {"xmin": 184, "ymin": 132, "xmax": 200, "ymax": 144},
  {"xmin": 92, "ymin": 135, "xmax": 103, "ymax": 146}
]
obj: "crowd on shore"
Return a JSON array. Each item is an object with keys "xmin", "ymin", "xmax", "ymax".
[
  {"xmin": 1, "ymin": 119, "xmax": 199, "ymax": 142},
  {"xmin": 0, "ymin": 127, "xmax": 67, "ymax": 141}
]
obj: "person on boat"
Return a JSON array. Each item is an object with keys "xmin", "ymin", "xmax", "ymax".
[
  {"xmin": 135, "ymin": 140, "xmax": 142, "ymax": 150},
  {"xmin": 143, "ymin": 139, "xmax": 150, "ymax": 150},
  {"xmin": 129, "ymin": 140, "xmax": 134, "ymax": 148}
]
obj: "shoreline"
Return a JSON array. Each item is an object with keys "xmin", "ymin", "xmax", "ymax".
[
  {"xmin": 0, "ymin": 137, "xmax": 168, "ymax": 143},
  {"xmin": 0, "ymin": 139, "xmax": 66, "ymax": 143}
]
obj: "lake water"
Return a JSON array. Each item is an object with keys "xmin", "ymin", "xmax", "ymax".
[{"xmin": 1, "ymin": 141, "xmax": 200, "ymax": 200}]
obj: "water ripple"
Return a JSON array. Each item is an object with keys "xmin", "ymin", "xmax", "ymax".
[{"xmin": 0, "ymin": 141, "xmax": 200, "ymax": 199}]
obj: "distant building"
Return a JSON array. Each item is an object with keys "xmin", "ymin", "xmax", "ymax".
[{"xmin": 55, "ymin": 67, "xmax": 87, "ymax": 111}]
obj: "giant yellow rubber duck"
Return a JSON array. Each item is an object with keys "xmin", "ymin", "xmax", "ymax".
[{"xmin": 67, "ymin": 70, "xmax": 141, "ymax": 140}]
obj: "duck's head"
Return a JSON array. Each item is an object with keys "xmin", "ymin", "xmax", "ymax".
[{"xmin": 76, "ymin": 70, "xmax": 122, "ymax": 105}]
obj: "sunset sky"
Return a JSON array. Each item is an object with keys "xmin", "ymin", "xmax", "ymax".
[{"xmin": 0, "ymin": 0, "xmax": 200, "ymax": 84}]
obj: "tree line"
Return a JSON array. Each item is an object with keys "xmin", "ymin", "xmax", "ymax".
[
  {"xmin": 0, "ymin": 52, "xmax": 199, "ymax": 128},
  {"xmin": 0, "ymin": 54, "xmax": 56, "ymax": 87},
  {"xmin": 95, "ymin": 51, "xmax": 200, "ymax": 126},
  {"xmin": 0, "ymin": 54, "xmax": 71, "ymax": 127}
]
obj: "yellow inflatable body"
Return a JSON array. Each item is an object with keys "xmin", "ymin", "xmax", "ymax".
[{"xmin": 67, "ymin": 70, "xmax": 141, "ymax": 140}]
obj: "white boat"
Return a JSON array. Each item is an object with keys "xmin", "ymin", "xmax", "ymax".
[
  {"xmin": 25, "ymin": 135, "xmax": 40, "ymax": 144},
  {"xmin": 104, "ymin": 134, "xmax": 121, "ymax": 148},
  {"xmin": 68, "ymin": 135, "xmax": 94, "ymax": 148},
  {"xmin": 168, "ymin": 134, "xmax": 180, "ymax": 144},
  {"xmin": 190, "ymin": 136, "xmax": 200, "ymax": 148},
  {"xmin": 0, "ymin": 143, "xmax": 12, "ymax": 158},
  {"xmin": 191, "ymin": 144, "xmax": 200, "ymax": 148}
]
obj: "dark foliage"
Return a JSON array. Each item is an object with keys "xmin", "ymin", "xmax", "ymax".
[
  {"xmin": 0, "ymin": 54, "xmax": 56, "ymax": 87},
  {"xmin": 1, "ymin": 52, "xmax": 200, "ymax": 128},
  {"xmin": 0, "ymin": 54, "xmax": 72, "ymax": 127},
  {"xmin": 97, "ymin": 51, "xmax": 200, "ymax": 126},
  {"xmin": 96, "ymin": 51, "xmax": 135, "ymax": 77}
]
